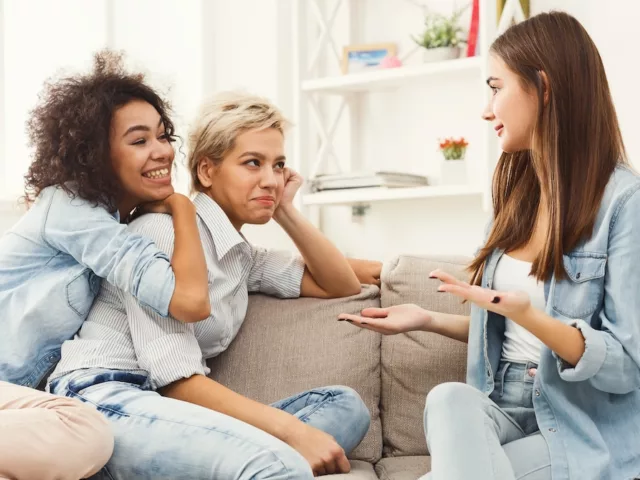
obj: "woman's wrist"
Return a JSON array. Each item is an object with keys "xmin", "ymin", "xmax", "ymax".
[
  {"xmin": 273, "ymin": 203, "xmax": 298, "ymax": 225},
  {"xmin": 166, "ymin": 194, "xmax": 195, "ymax": 215}
]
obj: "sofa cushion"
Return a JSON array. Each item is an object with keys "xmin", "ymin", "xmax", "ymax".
[
  {"xmin": 375, "ymin": 456, "xmax": 431, "ymax": 480},
  {"xmin": 207, "ymin": 285, "xmax": 383, "ymax": 463},
  {"xmin": 379, "ymin": 255, "xmax": 470, "ymax": 456},
  {"xmin": 327, "ymin": 460, "xmax": 379, "ymax": 479}
]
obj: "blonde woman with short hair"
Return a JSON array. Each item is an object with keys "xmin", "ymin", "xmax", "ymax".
[{"xmin": 48, "ymin": 91, "xmax": 371, "ymax": 479}]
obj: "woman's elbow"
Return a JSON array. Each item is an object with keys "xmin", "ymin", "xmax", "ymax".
[
  {"xmin": 185, "ymin": 296, "xmax": 211, "ymax": 323},
  {"xmin": 171, "ymin": 293, "xmax": 211, "ymax": 323},
  {"xmin": 326, "ymin": 278, "xmax": 361, "ymax": 298}
]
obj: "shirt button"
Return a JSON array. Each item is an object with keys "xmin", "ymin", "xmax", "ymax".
[
  {"xmin": 549, "ymin": 428, "xmax": 556, "ymax": 433},
  {"xmin": 535, "ymin": 389, "xmax": 541, "ymax": 396},
  {"xmin": 576, "ymin": 272, "xmax": 581, "ymax": 279},
  {"xmin": 487, "ymin": 369, "xmax": 491, "ymax": 377}
]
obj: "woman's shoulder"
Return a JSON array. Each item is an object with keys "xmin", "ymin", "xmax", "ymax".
[
  {"xmin": 41, "ymin": 184, "xmax": 117, "ymax": 220},
  {"xmin": 598, "ymin": 165, "xmax": 640, "ymax": 230},
  {"xmin": 606, "ymin": 165, "xmax": 640, "ymax": 197}
]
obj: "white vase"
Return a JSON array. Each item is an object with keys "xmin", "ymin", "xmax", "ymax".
[
  {"xmin": 440, "ymin": 159, "xmax": 467, "ymax": 185},
  {"xmin": 422, "ymin": 46, "xmax": 461, "ymax": 63}
]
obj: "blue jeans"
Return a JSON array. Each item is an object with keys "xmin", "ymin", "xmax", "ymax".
[
  {"xmin": 422, "ymin": 361, "xmax": 551, "ymax": 480},
  {"xmin": 49, "ymin": 369, "xmax": 371, "ymax": 480}
]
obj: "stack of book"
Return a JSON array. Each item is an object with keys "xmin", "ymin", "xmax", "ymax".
[{"xmin": 309, "ymin": 171, "xmax": 429, "ymax": 192}]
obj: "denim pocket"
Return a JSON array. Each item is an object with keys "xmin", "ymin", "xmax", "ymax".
[
  {"xmin": 66, "ymin": 268, "xmax": 95, "ymax": 317},
  {"xmin": 552, "ymin": 252, "xmax": 606, "ymax": 318}
]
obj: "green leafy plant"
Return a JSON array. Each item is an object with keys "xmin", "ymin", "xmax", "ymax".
[{"xmin": 413, "ymin": 7, "xmax": 467, "ymax": 49}]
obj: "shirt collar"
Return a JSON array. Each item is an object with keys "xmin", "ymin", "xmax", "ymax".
[{"xmin": 193, "ymin": 192, "xmax": 247, "ymax": 260}]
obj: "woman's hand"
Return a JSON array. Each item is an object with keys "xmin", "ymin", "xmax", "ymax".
[
  {"xmin": 338, "ymin": 304, "xmax": 433, "ymax": 335},
  {"xmin": 278, "ymin": 168, "xmax": 304, "ymax": 209},
  {"xmin": 138, "ymin": 193, "xmax": 192, "ymax": 214},
  {"xmin": 128, "ymin": 193, "xmax": 193, "ymax": 222},
  {"xmin": 284, "ymin": 423, "xmax": 350, "ymax": 476},
  {"xmin": 429, "ymin": 269, "xmax": 531, "ymax": 322}
]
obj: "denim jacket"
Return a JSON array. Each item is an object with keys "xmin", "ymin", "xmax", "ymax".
[
  {"xmin": 0, "ymin": 186, "xmax": 175, "ymax": 387},
  {"xmin": 467, "ymin": 166, "xmax": 640, "ymax": 480}
]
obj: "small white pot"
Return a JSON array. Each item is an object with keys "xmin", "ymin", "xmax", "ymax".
[
  {"xmin": 440, "ymin": 159, "xmax": 467, "ymax": 185},
  {"xmin": 422, "ymin": 46, "xmax": 461, "ymax": 63}
]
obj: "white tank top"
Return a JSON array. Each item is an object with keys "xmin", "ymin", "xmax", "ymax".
[{"xmin": 493, "ymin": 254, "xmax": 546, "ymax": 364}]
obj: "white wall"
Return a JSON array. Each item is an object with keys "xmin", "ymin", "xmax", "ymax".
[
  {"xmin": 2, "ymin": 0, "xmax": 640, "ymax": 257},
  {"xmin": 0, "ymin": 0, "xmax": 108, "ymax": 234},
  {"xmin": 531, "ymin": 0, "xmax": 640, "ymax": 165}
]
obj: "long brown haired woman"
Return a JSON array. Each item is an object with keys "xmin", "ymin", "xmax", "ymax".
[{"xmin": 340, "ymin": 11, "xmax": 640, "ymax": 480}]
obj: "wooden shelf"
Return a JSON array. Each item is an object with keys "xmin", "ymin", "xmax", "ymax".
[
  {"xmin": 301, "ymin": 56, "xmax": 482, "ymax": 95},
  {"xmin": 302, "ymin": 184, "xmax": 482, "ymax": 206}
]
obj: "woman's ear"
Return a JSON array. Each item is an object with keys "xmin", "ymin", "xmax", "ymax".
[
  {"xmin": 197, "ymin": 157, "xmax": 215, "ymax": 189},
  {"xmin": 539, "ymin": 70, "xmax": 551, "ymax": 106}
]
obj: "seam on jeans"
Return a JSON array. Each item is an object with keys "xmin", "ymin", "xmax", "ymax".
[
  {"xmin": 296, "ymin": 391, "xmax": 337, "ymax": 423},
  {"xmin": 276, "ymin": 389, "xmax": 333, "ymax": 411},
  {"xmin": 487, "ymin": 404, "xmax": 526, "ymax": 436},
  {"xmin": 483, "ymin": 416, "xmax": 502, "ymax": 478},
  {"xmin": 517, "ymin": 463, "xmax": 551, "ymax": 479},
  {"xmin": 66, "ymin": 390, "xmax": 131, "ymax": 419}
]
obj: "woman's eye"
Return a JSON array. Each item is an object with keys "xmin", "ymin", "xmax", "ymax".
[
  {"xmin": 274, "ymin": 162, "xmax": 286, "ymax": 170},
  {"xmin": 490, "ymin": 86, "xmax": 499, "ymax": 95},
  {"xmin": 132, "ymin": 139, "xmax": 146, "ymax": 146},
  {"xmin": 245, "ymin": 159, "xmax": 260, "ymax": 167}
]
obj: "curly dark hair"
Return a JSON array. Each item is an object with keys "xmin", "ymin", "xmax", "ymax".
[{"xmin": 24, "ymin": 50, "xmax": 176, "ymax": 212}]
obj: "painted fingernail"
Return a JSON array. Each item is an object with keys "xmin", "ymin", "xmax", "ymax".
[
  {"xmin": 361, "ymin": 322, "xmax": 368, "ymax": 325},
  {"xmin": 429, "ymin": 275, "xmax": 437, "ymax": 279},
  {"xmin": 491, "ymin": 296, "xmax": 501, "ymax": 304},
  {"xmin": 338, "ymin": 318, "xmax": 345, "ymax": 321},
  {"xmin": 346, "ymin": 320, "xmax": 353, "ymax": 323}
]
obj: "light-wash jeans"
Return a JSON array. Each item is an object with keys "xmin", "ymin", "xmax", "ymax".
[
  {"xmin": 422, "ymin": 361, "xmax": 551, "ymax": 480},
  {"xmin": 49, "ymin": 368, "xmax": 371, "ymax": 480}
]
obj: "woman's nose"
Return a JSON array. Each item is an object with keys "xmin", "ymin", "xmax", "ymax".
[{"xmin": 482, "ymin": 102, "xmax": 494, "ymax": 121}]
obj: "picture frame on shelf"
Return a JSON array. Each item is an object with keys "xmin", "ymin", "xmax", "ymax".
[
  {"xmin": 496, "ymin": 0, "xmax": 530, "ymax": 23},
  {"xmin": 341, "ymin": 43, "xmax": 397, "ymax": 74}
]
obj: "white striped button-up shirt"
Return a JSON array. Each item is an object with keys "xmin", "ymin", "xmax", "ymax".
[{"xmin": 50, "ymin": 193, "xmax": 305, "ymax": 389}]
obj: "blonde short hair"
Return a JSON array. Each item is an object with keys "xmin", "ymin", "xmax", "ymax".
[{"xmin": 187, "ymin": 91, "xmax": 290, "ymax": 192}]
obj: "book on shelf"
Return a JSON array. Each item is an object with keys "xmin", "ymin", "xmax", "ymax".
[{"xmin": 309, "ymin": 171, "xmax": 429, "ymax": 192}]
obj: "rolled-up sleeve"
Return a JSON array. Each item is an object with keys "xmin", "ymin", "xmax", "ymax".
[
  {"xmin": 555, "ymin": 186, "xmax": 640, "ymax": 394},
  {"xmin": 247, "ymin": 246, "xmax": 305, "ymax": 298},
  {"xmin": 125, "ymin": 215, "xmax": 209, "ymax": 389},
  {"xmin": 125, "ymin": 295, "xmax": 209, "ymax": 389},
  {"xmin": 44, "ymin": 187, "xmax": 175, "ymax": 317}
]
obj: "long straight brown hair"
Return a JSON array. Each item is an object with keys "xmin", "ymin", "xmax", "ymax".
[{"xmin": 468, "ymin": 11, "xmax": 627, "ymax": 285}]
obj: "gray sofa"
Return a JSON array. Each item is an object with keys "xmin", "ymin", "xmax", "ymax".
[{"xmin": 208, "ymin": 254, "xmax": 471, "ymax": 479}]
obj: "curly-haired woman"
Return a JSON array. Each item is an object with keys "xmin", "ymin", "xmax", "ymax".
[{"xmin": 0, "ymin": 51, "xmax": 210, "ymax": 480}]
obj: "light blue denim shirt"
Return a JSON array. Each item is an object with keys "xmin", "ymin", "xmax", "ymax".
[
  {"xmin": 467, "ymin": 166, "xmax": 640, "ymax": 480},
  {"xmin": 0, "ymin": 186, "xmax": 175, "ymax": 388}
]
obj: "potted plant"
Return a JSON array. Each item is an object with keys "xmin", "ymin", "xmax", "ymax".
[
  {"xmin": 438, "ymin": 137, "xmax": 469, "ymax": 184},
  {"xmin": 413, "ymin": 7, "xmax": 467, "ymax": 63}
]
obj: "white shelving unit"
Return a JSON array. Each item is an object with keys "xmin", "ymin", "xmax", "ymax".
[
  {"xmin": 303, "ymin": 184, "xmax": 483, "ymax": 206},
  {"xmin": 301, "ymin": 56, "xmax": 483, "ymax": 95},
  {"xmin": 291, "ymin": 0, "xmax": 527, "ymax": 222}
]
